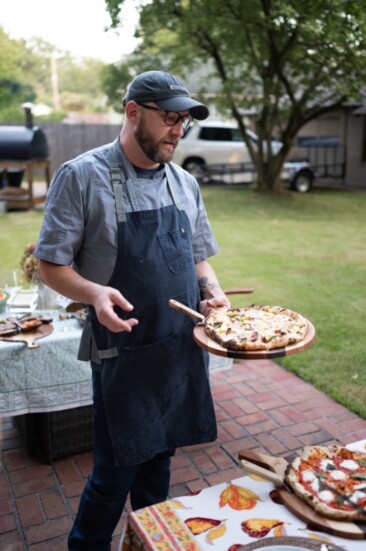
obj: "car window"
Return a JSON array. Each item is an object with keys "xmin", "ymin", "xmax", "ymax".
[
  {"xmin": 199, "ymin": 127, "xmax": 233, "ymax": 141},
  {"xmin": 231, "ymin": 128, "xmax": 244, "ymax": 142}
]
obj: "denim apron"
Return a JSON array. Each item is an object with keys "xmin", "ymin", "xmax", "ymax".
[{"xmin": 89, "ymin": 144, "xmax": 217, "ymax": 467}]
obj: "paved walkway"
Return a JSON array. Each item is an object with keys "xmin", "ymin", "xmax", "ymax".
[{"xmin": 1, "ymin": 358, "xmax": 366, "ymax": 550}]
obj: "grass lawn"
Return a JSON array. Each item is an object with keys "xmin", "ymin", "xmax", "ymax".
[{"xmin": 1, "ymin": 185, "xmax": 365, "ymax": 418}]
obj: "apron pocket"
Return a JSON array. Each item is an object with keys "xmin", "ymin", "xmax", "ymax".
[
  {"xmin": 158, "ymin": 228, "xmax": 193, "ymax": 273},
  {"xmin": 100, "ymin": 331, "xmax": 188, "ymax": 400}
]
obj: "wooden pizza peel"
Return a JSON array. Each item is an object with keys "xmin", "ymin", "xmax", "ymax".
[
  {"xmin": 168, "ymin": 298, "xmax": 316, "ymax": 360},
  {"xmin": 0, "ymin": 323, "xmax": 53, "ymax": 348},
  {"xmin": 194, "ymin": 321, "xmax": 316, "ymax": 359},
  {"xmin": 238, "ymin": 449, "xmax": 366, "ymax": 540}
]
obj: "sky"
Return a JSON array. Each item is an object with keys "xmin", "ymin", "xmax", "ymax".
[{"xmin": 0, "ymin": 0, "xmax": 140, "ymax": 63}]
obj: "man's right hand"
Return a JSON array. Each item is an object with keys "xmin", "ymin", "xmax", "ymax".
[
  {"xmin": 92, "ymin": 286, "xmax": 139, "ymax": 333},
  {"xmin": 38, "ymin": 260, "xmax": 139, "ymax": 333}
]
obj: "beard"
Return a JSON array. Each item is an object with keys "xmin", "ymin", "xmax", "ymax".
[{"xmin": 134, "ymin": 118, "xmax": 178, "ymax": 164}]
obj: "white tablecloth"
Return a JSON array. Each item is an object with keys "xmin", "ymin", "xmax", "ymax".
[{"xmin": 0, "ymin": 312, "xmax": 92, "ymax": 416}]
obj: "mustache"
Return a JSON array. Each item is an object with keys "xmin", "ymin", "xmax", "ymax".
[{"xmin": 164, "ymin": 138, "xmax": 180, "ymax": 147}]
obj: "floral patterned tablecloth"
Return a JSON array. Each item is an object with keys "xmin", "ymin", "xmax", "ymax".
[
  {"xmin": 0, "ymin": 312, "xmax": 92, "ymax": 416},
  {"xmin": 121, "ymin": 472, "xmax": 366, "ymax": 551}
]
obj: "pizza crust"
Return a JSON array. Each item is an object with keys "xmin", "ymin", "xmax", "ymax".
[
  {"xmin": 205, "ymin": 304, "xmax": 309, "ymax": 351},
  {"xmin": 285, "ymin": 445, "xmax": 366, "ymax": 521}
]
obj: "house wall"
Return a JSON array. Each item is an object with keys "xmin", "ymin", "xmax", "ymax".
[{"xmin": 296, "ymin": 109, "xmax": 366, "ymax": 187}]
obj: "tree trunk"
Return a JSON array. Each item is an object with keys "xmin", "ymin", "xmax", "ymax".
[{"xmin": 256, "ymin": 160, "xmax": 283, "ymax": 193}]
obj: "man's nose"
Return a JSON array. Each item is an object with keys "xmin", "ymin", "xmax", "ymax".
[{"xmin": 170, "ymin": 120, "xmax": 185, "ymax": 137}]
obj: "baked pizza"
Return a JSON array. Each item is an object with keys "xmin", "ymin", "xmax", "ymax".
[
  {"xmin": 285, "ymin": 445, "xmax": 366, "ymax": 521},
  {"xmin": 204, "ymin": 305, "xmax": 309, "ymax": 351}
]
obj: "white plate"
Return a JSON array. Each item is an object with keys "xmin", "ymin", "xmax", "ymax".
[
  {"xmin": 238, "ymin": 536, "xmax": 344, "ymax": 550},
  {"xmin": 255, "ymin": 547, "xmax": 309, "ymax": 551},
  {"xmin": 239, "ymin": 542, "xmax": 327, "ymax": 550}
]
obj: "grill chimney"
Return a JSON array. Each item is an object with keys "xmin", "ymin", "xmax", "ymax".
[{"xmin": 22, "ymin": 102, "xmax": 34, "ymax": 128}]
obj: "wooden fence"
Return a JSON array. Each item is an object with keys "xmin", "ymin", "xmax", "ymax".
[{"xmin": 40, "ymin": 122, "xmax": 121, "ymax": 175}]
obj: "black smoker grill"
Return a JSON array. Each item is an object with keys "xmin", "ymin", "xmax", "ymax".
[
  {"xmin": 0, "ymin": 106, "xmax": 50, "ymax": 210},
  {"xmin": 0, "ymin": 125, "xmax": 49, "ymax": 161}
]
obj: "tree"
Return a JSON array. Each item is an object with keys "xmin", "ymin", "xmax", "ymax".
[
  {"xmin": 0, "ymin": 28, "xmax": 37, "ymax": 122},
  {"xmin": 0, "ymin": 26, "xmax": 110, "ymax": 123},
  {"xmin": 104, "ymin": 0, "xmax": 366, "ymax": 192},
  {"xmin": 100, "ymin": 62, "xmax": 131, "ymax": 113}
]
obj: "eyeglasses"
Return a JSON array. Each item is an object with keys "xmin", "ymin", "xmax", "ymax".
[{"xmin": 137, "ymin": 102, "xmax": 192, "ymax": 131}]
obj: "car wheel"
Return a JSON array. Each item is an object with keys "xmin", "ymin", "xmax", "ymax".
[
  {"xmin": 290, "ymin": 170, "xmax": 314, "ymax": 193},
  {"xmin": 182, "ymin": 158, "xmax": 207, "ymax": 183}
]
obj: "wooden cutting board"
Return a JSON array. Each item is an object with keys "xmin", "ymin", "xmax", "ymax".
[
  {"xmin": 238, "ymin": 449, "xmax": 366, "ymax": 539},
  {"xmin": 193, "ymin": 320, "xmax": 316, "ymax": 359},
  {"xmin": 0, "ymin": 323, "xmax": 53, "ymax": 348}
]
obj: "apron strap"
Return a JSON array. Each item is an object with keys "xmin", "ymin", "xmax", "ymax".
[
  {"xmin": 165, "ymin": 164, "xmax": 183, "ymax": 210},
  {"xmin": 109, "ymin": 143, "xmax": 126, "ymax": 223},
  {"xmin": 98, "ymin": 347, "xmax": 119, "ymax": 359}
]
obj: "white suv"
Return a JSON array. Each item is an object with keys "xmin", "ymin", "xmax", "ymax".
[{"xmin": 173, "ymin": 120, "xmax": 314, "ymax": 192}]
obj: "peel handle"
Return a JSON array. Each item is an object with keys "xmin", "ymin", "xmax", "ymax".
[
  {"xmin": 240, "ymin": 459, "xmax": 285, "ymax": 487},
  {"xmin": 168, "ymin": 299, "xmax": 205, "ymax": 323}
]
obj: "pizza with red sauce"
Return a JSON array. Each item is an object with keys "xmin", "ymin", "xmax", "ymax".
[{"xmin": 285, "ymin": 445, "xmax": 366, "ymax": 520}]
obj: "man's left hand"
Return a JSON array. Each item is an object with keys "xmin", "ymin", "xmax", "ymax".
[{"xmin": 199, "ymin": 295, "xmax": 230, "ymax": 318}]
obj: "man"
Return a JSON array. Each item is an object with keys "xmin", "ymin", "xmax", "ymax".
[{"xmin": 35, "ymin": 70, "xmax": 230, "ymax": 550}]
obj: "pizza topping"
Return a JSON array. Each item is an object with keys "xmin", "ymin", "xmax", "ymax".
[
  {"xmin": 310, "ymin": 479, "xmax": 320, "ymax": 493},
  {"xmin": 340, "ymin": 459, "xmax": 358, "ymax": 470},
  {"xmin": 320, "ymin": 459, "xmax": 335, "ymax": 470},
  {"xmin": 350, "ymin": 491, "xmax": 366, "ymax": 504},
  {"xmin": 318, "ymin": 490, "xmax": 335, "ymax": 503},
  {"xmin": 205, "ymin": 304, "xmax": 309, "ymax": 351},
  {"xmin": 302, "ymin": 470, "xmax": 316, "ymax": 482},
  {"xmin": 351, "ymin": 473, "xmax": 366, "ymax": 480},
  {"xmin": 330, "ymin": 470, "xmax": 347, "ymax": 480}
]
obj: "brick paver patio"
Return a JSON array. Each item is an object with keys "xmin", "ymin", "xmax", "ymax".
[{"xmin": 1, "ymin": 358, "xmax": 366, "ymax": 550}]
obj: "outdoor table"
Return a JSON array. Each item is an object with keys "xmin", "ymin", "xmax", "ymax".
[
  {"xmin": 0, "ymin": 311, "xmax": 93, "ymax": 461},
  {"xmin": 0, "ymin": 309, "xmax": 230, "ymax": 462},
  {"xmin": 0, "ymin": 311, "xmax": 92, "ymax": 416},
  {"xmin": 120, "ymin": 441, "xmax": 366, "ymax": 551}
]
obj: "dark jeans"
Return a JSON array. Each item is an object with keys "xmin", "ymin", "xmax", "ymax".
[{"xmin": 68, "ymin": 370, "xmax": 174, "ymax": 551}]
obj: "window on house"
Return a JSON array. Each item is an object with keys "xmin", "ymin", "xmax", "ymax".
[{"xmin": 297, "ymin": 136, "xmax": 340, "ymax": 147}]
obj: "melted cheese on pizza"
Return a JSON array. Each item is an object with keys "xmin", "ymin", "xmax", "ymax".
[{"xmin": 205, "ymin": 305, "xmax": 309, "ymax": 351}]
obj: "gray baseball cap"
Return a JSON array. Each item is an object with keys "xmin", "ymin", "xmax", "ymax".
[{"xmin": 123, "ymin": 70, "xmax": 209, "ymax": 120}]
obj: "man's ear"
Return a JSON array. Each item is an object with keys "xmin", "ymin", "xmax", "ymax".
[{"xmin": 124, "ymin": 101, "xmax": 139, "ymax": 121}]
